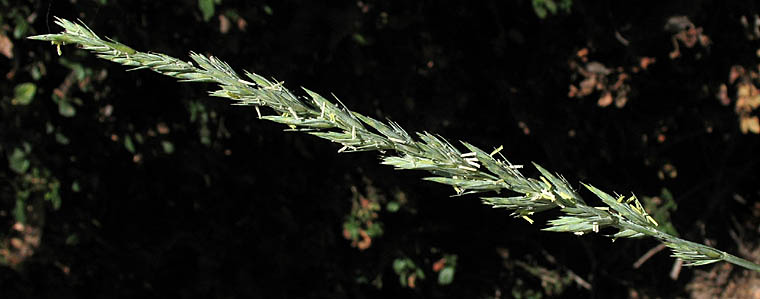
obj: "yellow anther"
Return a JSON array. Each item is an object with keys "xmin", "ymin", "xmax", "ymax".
[
  {"xmin": 540, "ymin": 176, "xmax": 552, "ymax": 189},
  {"xmin": 457, "ymin": 165, "xmax": 477, "ymax": 172},
  {"xmin": 646, "ymin": 215, "xmax": 659, "ymax": 226},
  {"xmin": 453, "ymin": 186, "xmax": 463, "ymax": 194},
  {"xmin": 541, "ymin": 190, "xmax": 556, "ymax": 202},
  {"xmin": 489, "ymin": 145, "xmax": 503, "ymax": 157},
  {"xmin": 629, "ymin": 203, "xmax": 642, "ymax": 215}
]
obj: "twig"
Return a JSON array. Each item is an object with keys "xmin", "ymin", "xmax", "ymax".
[
  {"xmin": 670, "ymin": 258, "xmax": 683, "ymax": 280},
  {"xmin": 541, "ymin": 250, "xmax": 592, "ymax": 290},
  {"xmin": 570, "ymin": 271, "xmax": 592, "ymax": 290},
  {"xmin": 614, "ymin": 31, "xmax": 630, "ymax": 46},
  {"xmin": 633, "ymin": 243, "xmax": 667, "ymax": 269}
]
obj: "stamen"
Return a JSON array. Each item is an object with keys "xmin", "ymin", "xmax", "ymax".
[
  {"xmin": 489, "ymin": 145, "xmax": 503, "ymax": 157},
  {"xmin": 457, "ymin": 165, "xmax": 477, "ymax": 172},
  {"xmin": 388, "ymin": 137, "xmax": 406, "ymax": 144},
  {"xmin": 646, "ymin": 215, "xmax": 659, "ymax": 226}
]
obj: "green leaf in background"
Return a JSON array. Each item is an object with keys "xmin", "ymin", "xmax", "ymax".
[
  {"xmin": 58, "ymin": 99, "xmax": 76, "ymax": 117},
  {"xmin": 415, "ymin": 268, "xmax": 425, "ymax": 279},
  {"xmin": 392, "ymin": 258, "xmax": 407, "ymax": 274},
  {"xmin": 55, "ymin": 132, "xmax": 70, "ymax": 145},
  {"xmin": 543, "ymin": 0, "xmax": 557, "ymax": 14},
  {"xmin": 13, "ymin": 82, "xmax": 36, "ymax": 105},
  {"xmin": 71, "ymin": 181, "xmax": 81, "ymax": 192},
  {"xmin": 262, "ymin": 4, "xmax": 273, "ymax": 16},
  {"xmin": 161, "ymin": 140, "xmax": 175, "ymax": 154},
  {"xmin": 343, "ymin": 221, "xmax": 359, "ymax": 239},
  {"xmin": 438, "ymin": 266, "xmax": 455, "ymax": 285},
  {"xmin": 200, "ymin": 126, "xmax": 211, "ymax": 145},
  {"xmin": 199, "ymin": 0, "xmax": 215, "ymax": 21},
  {"xmin": 30, "ymin": 64, "xmax": 42, "ymax": 80},
  {"xmin": 124, "ymin": 135, "xmax": 135, "ymax": 153},
  {"xmin": 14, "ymin": 197, "xmax": 27, "ymax": 224},
  {"xmin": 13, "ymin": 16, "xmax": 29, "ymax": 39},
  {"xmin": 531, "ymin": 0, "xmax": 572, "ymax": 19},
  {"xmin": 58, "ymin": 58, "xmax": 87, "ymax": 80},
  {"xmin": 65, "ymin": 234, "xmax": 79, "ymax": 246},
  {"xmin": 134, "ymin": 132, "xmax": 144, "ymax": 144},
  {"xmin": 532, "ymin": 1, "xmax": 548, "ymax": 19},
  {"xmin": 386, "ymin": 201, "xmax": 400, "ymax": 212},
  {"xmin": 352, "ymin": 33, "xmax": 368, "ymax": 46},
  {"xmin": 8, "ymin": 148, "xmax": 30, "ymax": 174},
  {"xmin": 45, "ymin": 180, "xmax": 62, "ymax": 210}
]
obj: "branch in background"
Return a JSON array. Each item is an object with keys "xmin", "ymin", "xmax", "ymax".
[
  {"xmin": 633, "ymin": 243, "xmax": 667, "ymax": 269},
  {"xmin": 29, "ymin": 17, "xmax": 760, "ymax": 273}
]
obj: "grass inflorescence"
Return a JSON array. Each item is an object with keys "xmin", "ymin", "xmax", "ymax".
[{"xmin": 29, "ymin": 17, "xmax": 760, "ymax": 273}]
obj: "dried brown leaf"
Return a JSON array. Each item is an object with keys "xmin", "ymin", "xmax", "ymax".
[
  {"xmin": 0, "ymin": 33, "xmax": 13, "ymax": 59},
  {"xmin": 613, "ymin": 73, "xmax": 628, "ymax": 90},
  {"xmin": 717, "ymin": 84, "xmax": 731, "ymax": 106},
  {"xmin": 577, "ymin": 48, "xmax": 588, "ymax": 59},
  {"xmin": 568, "ymin": 84, "xmax": 578, "ymax": 98},
  {"xmin": 598, "ymin": 92, "xmax": 613, "ymax": 107},
  {"xmin": 741, "ymin": 116, "xmax": 760, "ymax": 134},
  {"xmin": 640, "ymin": 57, "xmax": 656, "ymax": 70},
  {"xmin": 432, "ymin": 258, "xmax": 446, "ymax": 272},
  {"xmin": 218, "ymin": 15, "xmax": 231, "ymax": 33},
  {"xmin": 730, "ymin": 66, "xmax": 745, "ymax": 84},
  {"xmin": 738, "ymin": 82, "xmax": 752, "ymax": 98},
  {"xmin": 237, "ymin": 18, "xmax": 248, "ymax": 31},
  {"xmin": 615, "ymin": 94, "xmax": 628, "ymax": 108},
  {"xmin": 670, "ymin": 50, "xmax": 681, "ymax": 59}
]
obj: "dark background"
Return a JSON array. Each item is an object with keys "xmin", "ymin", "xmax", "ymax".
[{"xmin": 1, "ymin": 0, "xmax": 759, "ymax": 298}]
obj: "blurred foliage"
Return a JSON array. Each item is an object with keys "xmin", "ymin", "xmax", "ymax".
[
  {"xmin": 643, "ymin": 188, "xmax": 679, "ymax": 237},
  {"xmin": 2, "ymin": 0, "xmax": 760, "ymax": 298},
  {"xmin": 342, "ymin": 179, "xmax": 385, "ymax": 251},
  {"xmin": 198, "ymin": 0, "xmax": 222, "ymax": 22},
  {"xmin": 392, "ymin": 257, "xmax": 426, "ymax": 288},
  {"xmin": 515, "ymin": 260, "xmax": 574, "ymax": 297},
  {"xmin": 433, "ymin": 253, "xmax": 457, "ymax": 285},
  {"xmin": 531, "ymin": 0, "xmax": 572, "ymax": 19}
]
